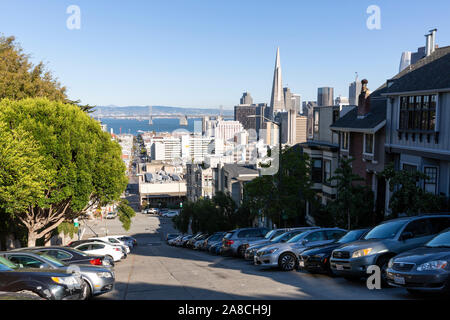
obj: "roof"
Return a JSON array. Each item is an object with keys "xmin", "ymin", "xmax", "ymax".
[
  {"xmin": 331, "ymin": 46, "xmax": 450, "ymax": 132},
  {"xmin": 330, "ymin": 97, "xmax": 387, "ymax": 132},
  {"xmin": 223, "ymin": 164, "xmax": 258, "ymax": 177},
  {"xmin": 299, "ymin": 141, "xmax": 339, "ymax": 151},
  {"xmin": 383, "ymin": 46, "xmax": 450, "ymax": 94}
]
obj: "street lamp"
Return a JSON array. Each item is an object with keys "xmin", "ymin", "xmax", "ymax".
[{"xmin": 247, "ymin": 114, "xmax": 283, "ymax": 227}]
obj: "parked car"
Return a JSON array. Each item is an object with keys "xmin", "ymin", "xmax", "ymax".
[
  {"xmin": 386, "ymin": 228, "xmax": 450, "ymax": 294},
  {"xmin": 330, "ymin": 215, "xmax": 450, "ymax": 285},
  {"xmin": 245, "ymin": 228, "xmax": 318, "ymax": 261},
  {"xmin": 166, "ymin": 233, "xmax": 180, "ymax": 243},
  {"xmin": 0, "ymin": 290, "xmax": 44, "ymax": 300},
  {"xmin": 239, "ymin": 228, "xmax": 299, "ymax": 256},
  {"xmin": 0, "ymin": 256, "xmax": 84, "ymax": 300},
  {"xmin": 162, "ymin": 211, "xmax": 179, "ymax": 218},
  {"xmin": 100, "ymin": 235, "xmax": 134, "ymax": 250},
  {"xmin": 117, "ymin": 235, "xmax": 138, "ymax": 247},
  {"xmin": 105, "ymin": 212, "xmax": 117, "ymax": 220},
  {"xmin": 144, "ymin": 208, "xmax": 158, "ymax": 214},
  {"xmin": 177, "ymin": 235, "xmax": 193, "ymax": 247},
  {"xmin": 209, "ymin": 242, "xmax": 223, "ymax": 255},
  {"xmin": 13, "ymin": 246, "xmax": 114, "ymax": 268},
  {"xmin": 222, "ymin": 227, "xmax": 271, "ymax": 257},
  {"xmin": 254, "ymin": 228, "xmax": 347, "ymax": 271},
  {"xmin": 71, "ymin": 242, "xmax": 123, "ymax": 262},
  {"xmin": 168, "ymin": 235, "xmax": 182, "ymax": 246},
  {"xmin": 0, "ymin": 251, "xmax": 114, "ymax": 299},
  {"xmin": 186, "ymin": 233, "xmax": 208, "ymax": 249},
  {"xmin": 299, "ymin": 228, "xmax": 369, "ymax": 274},
  {"xmin": 204, "ymin": 232, "xmax": 226, "ymax": 252},
  {"xmin": 69, "ymin": 239, "xmax": 127, "ymax": 258},
  {"xmin": 89, "ymin": 236, "xmax": 131, "ymax": 254}
]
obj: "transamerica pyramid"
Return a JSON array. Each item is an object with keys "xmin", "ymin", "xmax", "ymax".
[{"xmin": 269, "ymin": 47, "xmax": 285, "ymax": 119}]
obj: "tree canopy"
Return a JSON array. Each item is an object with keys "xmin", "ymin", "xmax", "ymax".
[
  {"xmin": 0, "ymin": 98, "xmax": 128, "ymax": 246},
  {"xmin": 0, "ymin": 35, "xmax": 67, "ymax": 102}
]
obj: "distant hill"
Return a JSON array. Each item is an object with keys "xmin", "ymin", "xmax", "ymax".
[{"xmin": 92, "ymin": 105, "xmax": 233, "ymax": 117}]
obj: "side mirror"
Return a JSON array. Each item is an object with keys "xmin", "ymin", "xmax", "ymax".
[
  {"xmin": 401, "ymin": 231, "xmax": 414, "ymax": 241},
  {"xmin": 302, "ymin": 239, "xmax": 309, "ymax": 245}
]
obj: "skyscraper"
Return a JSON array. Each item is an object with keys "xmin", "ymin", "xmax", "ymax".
[
  {"xmin": 240, "ymin": 92, "xmax": 253, "ymax": 105},
  {"xmin": 291, "ymin": 94, "xmax": 301, "ymax": 114},
  {"xmin": 349, "ymin": 77, "xmax": 362, "ymax": 106},
  {"xmin": 283, "ymin": 87, "xmax": 293, "ymax": 111},
  {"xmin": 269, "ymin": 47, "xmax": 284, "ymax": 118},
  {"xmin": 317, "ymin": 87, "xmax": 334, "ymax": 107}
]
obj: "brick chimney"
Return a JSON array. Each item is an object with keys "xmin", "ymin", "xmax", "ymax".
[{"xmin": 357, "ymin": 79, "xmax": 371, "ymax": 117}]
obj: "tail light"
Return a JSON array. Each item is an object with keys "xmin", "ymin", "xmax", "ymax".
[
  {"xmin": 114, "ymin": 248, "xmax": 121, "ymax": 251},
  {"xmin": 90, "ymin": 258, "xmax": 102, "ymax": 265},
  {"xmin": 225, "ymin": 240, "xmax": 234, "ymax": 246},
  {"xmin": 68, "ymin": 242, "xmax": 73, "ymax": 246}
]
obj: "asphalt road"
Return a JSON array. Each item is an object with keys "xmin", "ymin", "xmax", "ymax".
[{"xmin": 92, "ymin": 213, "xmax": 413, "ymax": 300}]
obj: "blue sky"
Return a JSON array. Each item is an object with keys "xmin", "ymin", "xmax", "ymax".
[{"xmin": 1, "ymin": 0, "xmax": 449, "ymax": 109}]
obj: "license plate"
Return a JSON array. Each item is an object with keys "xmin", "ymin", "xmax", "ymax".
[
  {"xmin": 394, "ymin": 276, "xmax": 405, "ymax": 285},
  {"xmin": 299, "ymin": 261, "xmax": 305, "ymax": 267},
  {"xmin": 335, "ymin": 264, "xmax": 344, "ymax": 270}
]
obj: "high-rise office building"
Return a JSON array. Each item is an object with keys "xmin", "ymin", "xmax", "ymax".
[
  {"xmin": 234, "ymin": 103, "xmax": 267, "ymax": 138},
  {"xmin": 214, "ymin": 120, "xmax": 244, "ymax": 142},
  {"xmin": 317, "ymin": 87, "xmax": 334, "ymax": 107},
  {"xmin": 269, "ymin": 47, "xmax": 285, "ymax": 118},
  {"xmin": 240, "ymin": 92, "xmax": 253, "ymax": 105},
  {"xmin": 283, "ymin": 87, "xmax": 293, "ymax": 111},
  {"xmin": 349, "ymin": 79, "xmax": 362, "ymax": 106},
  {"xmin": 291, "ymin": 94, "xmax": 301, "ymax": 114}
]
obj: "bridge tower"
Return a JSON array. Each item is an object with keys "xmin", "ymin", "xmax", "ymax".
[
  {"xmin": 179, "ymin": 115, "xmax": 188, "ymax": 126},
  {"xmin": 148, "ymin": 106, "xmax": 153, "ymax": 125}
]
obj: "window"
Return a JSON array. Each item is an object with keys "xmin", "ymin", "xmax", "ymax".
[
  {"xmin": 313, "ymin": 110, "xmax": 319, "ymax": 135},
  {"xmin": 402, "ymin": 164, "xmax": 417, "ymax": 173},
  {"xmin": 312, "ymin": 159, "xmax": 323, "ymax": 183},
  {"xmin": 305, "ymin": 231, "xmax": 327, "ymax": 242},
  {"xmin": 323, "ymin": 160, "xmax": 331, "ymax": 183},
  {"xmin": 399, "ymin": 95, "xmax": 437, "ymax": 131},
  {"xmin": 364, "ymin": 134, "xmax": 374, "ymax": 155},
  {"xmin": 402, "ymin": 219, "xmax": 431, "ymax": 239},
  {"xmin": 341, "ymin": 132, "xmax": 349, "ymax": 151},
  {"xmin": 428, "ymin": 218, "xmax": 450, "ymax": 234},
  {"xmin": 92, "ymin": 244, "xmax": 105, "ymax": 250},
  {"xmin": 77, "ymin": 244, "xmax": 90, "ymax": 251},
  {"xmin": 424, "ymin": 167, "xmax": 438, "ymax": 194},
  {"xmin": 332, "ymin": 110, "xmax": 339, "ymax": 124},
  {"xmin": 326, "ymin": 230, "xmax": 346, "ymax": 241},
  {"xmin": 8, "ymin": 256, "xmax": 46, "ymax": 269},
  {"xmin": 43, "ymin": 250, "xmax": 71, "ymax": 261}
]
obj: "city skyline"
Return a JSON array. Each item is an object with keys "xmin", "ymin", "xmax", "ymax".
[{"xmin": 1, "ymin": 0, "xmax": 449, "ymax": 108}]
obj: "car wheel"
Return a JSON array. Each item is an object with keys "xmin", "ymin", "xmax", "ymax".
[
  {"xmin": 237, "ymin": 246, "xmax": 246, "ymax": 258},
  {"xmin": 278, "ymin": 253, "xmax": 298, "ymax": 271},
  {"xmin": 81, "ymin": 280, "xmax": 92, "ymax": 300},
  {"xmin": 376, "ymin": 256, "xmax": 391, "ymax": 288}
]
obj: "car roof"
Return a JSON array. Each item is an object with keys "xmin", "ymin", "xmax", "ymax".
[{"xmin": 377, "ymin": 214, "xmax": 450, "ymax": 225}]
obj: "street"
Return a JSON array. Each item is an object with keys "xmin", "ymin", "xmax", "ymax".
[{"xmin": 89, "ymin": 213, "xmax": 412, "ymax": 300}]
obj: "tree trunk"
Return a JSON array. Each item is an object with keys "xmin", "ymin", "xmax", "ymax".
[{"xmin": 27, "ymin": 230, "xmax": 37, "ymax": 247}]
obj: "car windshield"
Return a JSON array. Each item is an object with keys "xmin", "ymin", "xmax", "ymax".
[
  {"xmin": 0, "ymin": 256, "xmax": 18, "ymax": 270},
  {"xmin": 287, "ymin": 231, "xmax": 309, "ymax": 243},
  {"xmin": 224, "ymin": 232, "xmax": 234, "ymax": 239},
  {"xmin": 35, "ymin": 253, "xmax": 66, "ymax": 267},
  {"xmin": 425, "ymin": 231, "xmax": 450, "ymax": 248},
  {"xmin": 364, "ymin": 220, "xmax": 406, "ymax": 240},
  {"xmin": 68, "ymin": 248, "xmax": 88, "ymax": 257},
  {"xmin": 338, "ymin": 230, "xmax": 366, "ymax": 243},
  {"xmin": 264, "ymin": 230, "xmax": 277, "ymax": 239}
]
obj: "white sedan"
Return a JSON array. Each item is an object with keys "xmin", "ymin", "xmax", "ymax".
[
  {"xmin": 89, "ymin": 236, "xmax": 131, "ymax": 253},
  {"xmin": 73, "ymin": 242, "xmax": 123, "ymax": 262},
  {"xmin": 162, "ymin": 211, "xmax": 179, "ymax": 218}
]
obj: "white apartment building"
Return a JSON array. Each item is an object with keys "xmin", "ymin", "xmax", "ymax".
[{"xmin": 214, "ymin": 120, "xmax": 244, "ymax": 142}]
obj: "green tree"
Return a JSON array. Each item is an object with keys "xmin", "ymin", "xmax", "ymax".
[
  {"xmin": 0, "ymin": 98, "xmax": 129, "ymax": 246},
  {"xmin": 117, "ymin": 199, "xmax": 136, "ymax": 231},
  {"xmin": 381, "ymin": 163, "xmax": 448, "ymax": 217},
  {"xmin": 244, "ymin": 145, "xmax": 314, "ymax": 227},
  {"xmin": 0, "ymin": 35, "xmax": 67, "ymax": 101},
  {"xmin": 326, "ymin": 157, "xmax": 374, "ymax": 230}
]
